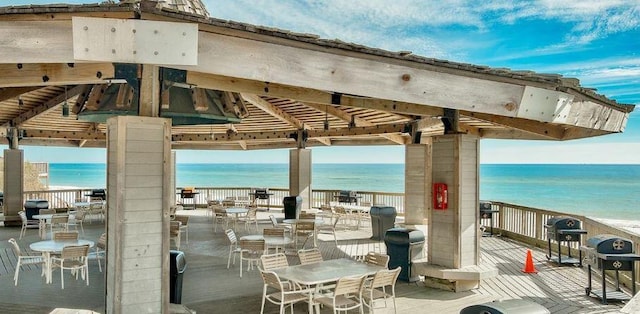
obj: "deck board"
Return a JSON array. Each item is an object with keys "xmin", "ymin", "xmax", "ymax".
[{"xmin": 0, "ymin": 209, "xmax": 630, "ymax": 313}]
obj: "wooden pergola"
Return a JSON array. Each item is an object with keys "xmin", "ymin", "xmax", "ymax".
[{"xmin": 0, "ymin": 1, "xmax": 634, "ymax": 313}]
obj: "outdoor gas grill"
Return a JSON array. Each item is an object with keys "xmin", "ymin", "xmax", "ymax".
[
  {"xmin": 251, "ymin": 188, "xmax": 273, "ymax": 210},
  {"xmin": 544, "ymin": 216, "xmax": 587, "ymax": 266},
  {"xmin": 335, "ymin": 190, "xmax": 359, "ymax": 204},
  {"xmin": 582, "ymin": 234, "xmax": 640, "ymax": 304},
  {"xmin": 479, "ymin": 201, "xmax": 499, "ymax": 236},
  {"xmin": 85, "ymin": 189, "xmax": 106, "ymax": 201}
]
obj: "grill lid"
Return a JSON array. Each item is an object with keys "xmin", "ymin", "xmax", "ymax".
[
  {"xmin": 586, "ymin": 234, "xmax": 633, "ymax": 254},
  {"xmin": 546, "ymin": 216, "xmax": 582, "ymax": 230}
]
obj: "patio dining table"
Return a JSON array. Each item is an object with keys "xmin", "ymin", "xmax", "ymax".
[
  {"xmin": 225, "ymin": 207, "xmax": 248, "ymax": 230},
  {"xmin": 272, "ymin": 258, "xmax": 384, "ymax": 313},
  {"xmin": 30, "ymin": 239, "xmax": 95, "ymax": 284},
  {"xmin": 240, "ymin": 234, "xmax": 294, "ymax": 254},
  {"xmin": 32, "ymin": 214, "xmax": 75, "ymax": 239}
]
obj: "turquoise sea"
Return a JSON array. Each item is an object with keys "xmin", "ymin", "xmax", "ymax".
[{"xmin": 48, "ymin": 163, "xmax": 640, "ymax": 220}]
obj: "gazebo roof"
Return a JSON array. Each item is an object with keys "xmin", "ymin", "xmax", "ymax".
[{"xmin": 0, "ymin": 1, "xmax": 634, "ymax": 150}]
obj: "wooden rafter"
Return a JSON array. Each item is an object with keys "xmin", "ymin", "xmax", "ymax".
[
  {"xmin": 241, "ymin": 93, "xmax": 308, "ymax": 129},
  {"xmin": 463, "ymin": 111, "xmax": 566, "ymax": 139},
  {"xmin": 9, "ymin": 85, "xmax": 84, "ymax": 127},
  {"xmin": 0, "ymin": 86, "xmax": 42, "ymax": 102},
  {"xmin": 301, "ymin": 102, "xmax": 407, "ymax": 144},
  {"xmin": 22, "ymin": 129, "xmax": 106, "ymax": 140}
]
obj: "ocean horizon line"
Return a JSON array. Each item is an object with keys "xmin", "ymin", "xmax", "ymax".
[{"xmin": 38, "ymin": 162, "xmax": 640, "ymax": 166}]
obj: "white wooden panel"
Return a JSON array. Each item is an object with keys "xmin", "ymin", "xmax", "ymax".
[
  {"xmin": 72, "ymin": 17, "xmax": 198, "ymax": 65},
  {"xmin": 0, "ymin": 21, "xmax": 74, "ymax": 63},
  {"xmin": 125, "ymin": 175, "xmax": 163, "ymax": 188},
  {"xmin": 121, "ymin": 278, "xmax": 163, "ymax": 294},
  {"xmin": 518, "ymin": 86, "xmax": 573, "ymax": 123},
  {"xmin": 122, "ymin": 244, "xmax": 162, "ymax": 260},
  {"xmin": 124, "ymin": 221, "xmax": 163, "ymax": 235},
  {"xmin": 121, "ymin": 303, "xmax": 162, "ymax": 314},
  {"xmin": 122, "ymin": 268, "xmax": 162, "ymax": 282},
  {"xmin": 123, "ymin": 199, "xmax": 162, "ymax": 210},
  {"xmin": 123, "ymin": 187, "xmax": 163, "ymax": 200},
  {"xmin": 120, "ymin": 290, "xmax": 162, "ymax": 305},
  {"xmin": 121, "ymin": 256, "xmax": 162, "ymax": 271},
  {"xmin": 124, "ymin": 211, "xmax": 163, "ymax": 223},
  {"xmin": 124, "ymin": 153, "xmax": 164, "ymax": 164},
  {"xmin": 126, "ymin": 140, "xmax": 166, "ymax": 153}
]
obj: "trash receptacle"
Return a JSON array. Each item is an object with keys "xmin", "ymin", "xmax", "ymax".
[
  {"xmin": 384, "ymin": 228, "xmax": 424, "ymax": 282},
  {"xmin": 460, "ymin": 299, "xmax": 550, "ymax": 314},
  {"xmin": 283, "ymin": 196, "xmax": 302, "ymax": 220},
  {"xmin": 370, "ymin": 206, "xmax": 397, "ymax": 241},
  {"xmin": 170, "ymin": 250, "xmax": 187, "ymax": 304},
  {"xmin": 24, "ymin": 199, "xmax": 49, "ymax": 220}
]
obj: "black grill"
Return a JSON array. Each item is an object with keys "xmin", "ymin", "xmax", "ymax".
[
  {"xmin": 86, "ymin": 189, "xmax": 106, "ymax": 200},
  {"xmin": 544, "ymin": 216, "xmax": 587, "ymax": 266},
  {"xmin": 336, "ymin": 190, "xmax": 358, "ymax": 204},
  {"xmin": 582, "ymin": 234, "xmax": 640, "ymax": 304},
  {"xmin": 253, "ymin": 188, "xmax": 269, "ymax": 200}
]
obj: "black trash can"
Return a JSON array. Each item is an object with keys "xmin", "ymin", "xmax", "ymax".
[
  {"xmin": 24, "ymin": 199, "xmax": 49, "ymax": 220},
  {"xmin": 384, "ymin": 228, "xmax": 424, "ymax": 282},
  {"xmin": 0, "ymin": 191, "xmax": 3, "ymax": 207},
  {"xmin": 283, "ymin": 196, "xmax": 302, "ymax": 220},
  {"xmin": 460, "ymin": 299, "xmax": 550, "ymax": 314},
  {"xmin": 170, "ymin": 250, "xmax": 187, "ymax": 304},
  {"xmin": 370, "ymin": 206, "xmax": 397, "ymax": 241}
]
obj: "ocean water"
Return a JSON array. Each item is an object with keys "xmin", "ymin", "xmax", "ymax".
[{"xmin": 48, "ymin": 163, "xmax": 640, "ymax": 220}]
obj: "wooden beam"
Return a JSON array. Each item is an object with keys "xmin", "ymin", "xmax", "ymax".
[
  {"xmin": 315, "ymin": 138, "xmax": 331, "ymax": 146},
  {"xmin": 0, "ymin": 86, "xmax": 42, "ymax": 102},
  {"xmin": 9, "ymin": 85, "xmax": 85, "ymax": 126},
  {"xmin": 172, "ymin": 123, "xmax": 408, "ymax": 142},
  {"xmin": 0, "ymin": 63, "xmax": 115, "ymax": 88},
  {"xmin": 22, "ymin": 129, "xmax": 106, "ymax": 140},
  {"xmin": 301, "ymin": 102, "xmax": 407, "ymax": 144},
  {"xmin": 139, "ymin": 65, "xmax": 160, "ymax": 117},
  {"xmin": 463, "ymin": 111, "xmax": 566, "ymax": 139},
  {"xmin": 241, "ymin": 93, "xmax": 308, "ymax": 129},
  {"xmin": 238, "ymin": 141, "xmax": 247, "ymax": 150},
  {"xmin": 186, "ymin": 72, "xmax": 444, "ymax": 117}
]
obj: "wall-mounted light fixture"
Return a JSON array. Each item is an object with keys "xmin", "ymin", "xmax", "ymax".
[{"xmin": 62, "ymin": 86, "xmax": 70, "ymax": 117}]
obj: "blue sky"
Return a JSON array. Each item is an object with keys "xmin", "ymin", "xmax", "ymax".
[{"xmin": 8, "ymin": 0, "xmax": 640, "ymax": 164}]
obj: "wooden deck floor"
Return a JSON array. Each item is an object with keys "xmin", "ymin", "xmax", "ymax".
[{"xmin": 0, "ymin": 209, "xmax": 630, "ymax": 313}]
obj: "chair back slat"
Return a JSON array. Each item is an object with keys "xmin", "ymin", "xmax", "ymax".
[
  {"xmin": 334, "ymin": 275, "xmax": 366, "ymax": 296},
  {"xmin": 299, "ymin": 212, "xmax": 316, "ymax": 219},
  {"xmin": 61, "ymin": 244, "xmax": 90, "ymax": 259},
  {"xmin": 39, "ymin": 208, "xmax": 56, "ymax": 215},
  {"xmin": 260, "ymin": 253, "xmax": 288, "ymax": 271},
  {"xmin": 370, "ymin": 267, "xmax": 401, "ymax": 289},
  {"xmin": 240, "ymin": 239, "xmax": 265, "ymax": 253},
  {"xmin": 297, "ymin": 248, "xmax": 323, "ymax": 265},
  {"xmin": 261, "ymin": 270, "xmax": 284, "ymax": 290},
  {"xmin": 364, "ymin": 252, "xmax": 390, "ymax": 268},
  {"xmin": 225, "ymin": 229, "xmax": 238, "ymax": 244},
  {"xmin": 296, "ymin": 221, "xmax": 315, "ymax": 232},
  {"xmin": 54, "ymin": 231, "xmax": 79, "ymax": 241},
  {"xmin": 98, "ymin": 233, "xmax": 107, "ymax": 249},
  {"xmin": 51, "ymin": 214, "xmax": 69, "ymax": 224},
  {"xmin": 263, "ymin": 228, "xmax": 285, "ymax": 237}
]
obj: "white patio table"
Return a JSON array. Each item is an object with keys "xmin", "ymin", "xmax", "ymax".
[
  {"xmin": 225, "ymin": 207, "xmax": 248, "ymax": 230},
  {"xmin": 272, "ymin": 258, "xmax": 384, "ymax": 313},
  {"xmin": 240, "ymin": 234, "xmax": 294, "ymax": 254}
]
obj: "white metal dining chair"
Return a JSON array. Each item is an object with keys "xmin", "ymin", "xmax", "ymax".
[
  {"xmin": 313, "ymin": 275, "xmax": 367, "ymax": 314},
  {"xmin": 50, "ymin": 244, "xmax": 90, "ymax": 289},
  {"xmin": 363, "ymin": 267, "xmax": 401, "ymax": 314},
  {"xmin": 8, "ymin": 238, "xmax": 45, "ymax": 286},
  {"xmin": 260, "ymin": 270, "xmax": 313, "ymax": 314},
  {"xmin": 239, "ymin": 238, "xmax": 265, "ymax": 278},
  {"xmin": 18, "ymin": 211, "xmax": 40, "ymax": 239}
]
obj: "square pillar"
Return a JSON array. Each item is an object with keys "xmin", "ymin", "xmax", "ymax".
[
  {"xmin": 3, "ymin": 149, "xmax": 24, "ymax": 226},
  {"xmin": 404, "ymin": 143, "xmax": 431, "ymax": 225},
  {"xmin": 106, "ymin": 116, "xmax": 172, "ymax": 314},
  {"xmin": 429, "ymin": 134, "xmax": 480, "ymax": 268},
  {"xmin": 289, "ymin": 148, "xmax": 312, "ymax": 209}
]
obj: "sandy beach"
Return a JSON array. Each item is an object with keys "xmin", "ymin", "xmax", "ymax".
[{"xmin": 593, "ymin": 218, "xmax": 640, "ymax": 237}]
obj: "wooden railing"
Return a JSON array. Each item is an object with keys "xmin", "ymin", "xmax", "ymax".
[
  {"xmin": 488, "ymin": 201, "xmax": 640, "ymax": 291},
  {"xmin": 22, "ymin": 188, "xmax": 638, "ymax": 289}
]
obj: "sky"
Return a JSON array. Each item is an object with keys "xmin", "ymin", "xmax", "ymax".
[{"xmin": 7, "ymin": 0, "xmax": 640, "ymax": 164}]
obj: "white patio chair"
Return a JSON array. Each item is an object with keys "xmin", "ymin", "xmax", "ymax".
[
  {"xmin": 213, "ymin": 205, "xmax": 230, "ymax": 232},
  {"xmin": 170, "ymin": 221, "xmax": 182, "ymax": 250},
  {"xmin": 50, "ymin": 244, "xmax": 90, "ymax": 289},
  {"xmin": 363, "ymin": 267, "xmax": 401, "ymax": 314},
  {"xmin": 225, "ymin": 229, "xmax": 242, "ymax": 269},
  {"xmin": 18, "ymin": 210, "xmax": 39, "ymax": 239},
  {"xmin": 239, "ymin": 207, "xmax": 259, "ymax": 232},
  {"xmin": 95, "ymin": 232, "xmax": 107, "ymax": 272},
  {"xmin": 313, "ymin": 275, "xmax": 367, "ymax": 314},
  {"xmin": 173, "ymin": 215, "xmax": 190, "ymax": 244},
  {"xmin": 364, "ymin": 251, "xmax": 389, "ymax": 268},
  {"xmin": 260, "ymin": 270, "xmax": 313, "ymax": 314},
  {"xmin": 317, "ymin": 214, "xmax": 340, "ymax": 246},
  {"xmin": 49, "ymin": 214, "xmax": 69, "ymax": 238},
  {"xmin": 67, "ymin": 209, "xmax": 86, "ymax": 236},
  {"xmin": 239, "ymin": 238, "xmax": 265, "ymax": 278},
  {"xmin": 8, "ymin": 238, "xmax": 45, "ymax": 286}
]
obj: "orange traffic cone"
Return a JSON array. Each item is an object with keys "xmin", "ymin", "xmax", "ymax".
[{"xmin": 522, "ymin": 249, "xmax": 538, "ymax": 273}]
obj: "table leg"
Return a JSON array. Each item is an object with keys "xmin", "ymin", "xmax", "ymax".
[{"xmin": 44, "ymin": 252, "xmax": 52, "ymax": 284}]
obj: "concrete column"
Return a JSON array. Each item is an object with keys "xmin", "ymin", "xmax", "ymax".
[
  {"xmin": 404, "ymin": 143, "xmax": 431, "ymax": 226},
  {"xmin": 106, "ymin": 116, "xmax": 172, "ymax": 314},
  {"xmin": 289, "ymin": 148, "xmax": 312, "ymax": 209},
  {"xmin": 3, "ymin": 149, "xmax": 24, "ymax": 227},
  {"xmin": 429, "ymin": 134, "xmax": 480, "ymax": 268}
]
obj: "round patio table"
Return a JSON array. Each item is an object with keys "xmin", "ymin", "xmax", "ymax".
[{"xmin": 225, "ymin": 207, "xmax": 248, "ymax": 230}]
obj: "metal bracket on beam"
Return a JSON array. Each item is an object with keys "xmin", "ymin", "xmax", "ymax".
[
  {"xmin": 441, "ymin": 108, "xmax": 459, "ymax": 134},
  {"xmin": 290, "ymin": 129, "xmax": 308, "ymax": 148},
  {"xmin": 5, "ymin": 127, "xmax": 24, "ymax": 149},
  {"xmin": 331, "ymin": 93, "xmax": 342, "ymax": 105},
  {"xmin": 114, "ymin": 63, "xmax": 139, "ymax": 91}
]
